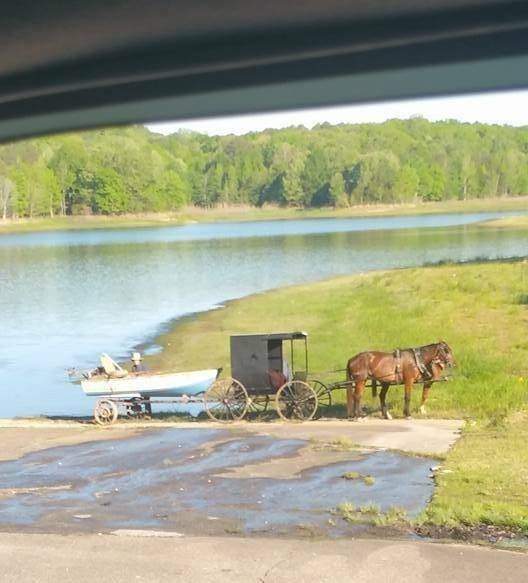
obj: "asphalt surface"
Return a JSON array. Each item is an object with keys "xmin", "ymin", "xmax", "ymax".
[
  {"xmin": 0, "ymin": 417, "xmax": 464, "ymax": 456},
  {"xmin": 0, "ymin": 532, "xmax": 526, "ymax": 582}
]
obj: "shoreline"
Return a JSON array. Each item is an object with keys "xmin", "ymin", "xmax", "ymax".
[
  {"xmin": 142, "ymin": 254, "xmax": 528, "ymax": 375},
  {"xmin": 2, "ymin": 197, "xmax": 528, "ymax": 234},
  {"xmin": 2, "ymin": 259, "xmax": 527, "ymax": 535}
]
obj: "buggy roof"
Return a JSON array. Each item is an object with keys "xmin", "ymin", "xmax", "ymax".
[{"xmin": 230, "ymin": 332, "xmax": 307, "ymax": 341}]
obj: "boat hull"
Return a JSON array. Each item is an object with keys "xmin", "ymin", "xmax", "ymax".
[{"xmin": 81, "ymin": 369, "xmax": 219, "ymax": 398}]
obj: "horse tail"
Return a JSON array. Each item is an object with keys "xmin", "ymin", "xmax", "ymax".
[
  {"xmin": 346, "ymin": 357, "xmax": 353, "ymax": 382},
  {"xmin": 371, "ymin": 378, "xmax": 377, "ymax": 398}
]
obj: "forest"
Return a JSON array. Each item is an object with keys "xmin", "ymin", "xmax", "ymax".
[{"xmin": 1, "ymin": 117, "xmax": 528, "ymax": 218}]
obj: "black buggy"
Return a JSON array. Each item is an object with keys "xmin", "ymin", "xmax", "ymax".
[{"xmin": 203, "ymin": 332, "xmax": 332, "ymax": 422}]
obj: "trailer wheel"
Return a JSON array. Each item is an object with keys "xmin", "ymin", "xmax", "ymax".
[
  {"xmin": 94, "ymin": 399, "xmax": 118, "ymax": 426},
  {"xmin": 204, "ymin": 378, "xmax": 249, "ymax": 422},
  {"xmin": 275, "ymin": 381, "xmax": 318, "ymax": 421}
]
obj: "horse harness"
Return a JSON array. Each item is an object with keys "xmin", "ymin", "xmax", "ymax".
[
  {"xmin": 393, "ymin": 348, "xmax": 402, "ymax": 382},
  {"xmin": 393, "ymin": 347, "xmax": 434, "ymax": 382},
  {"xmin": 411, "ymin": 348, "xmax": 432, "ymax": 380}
]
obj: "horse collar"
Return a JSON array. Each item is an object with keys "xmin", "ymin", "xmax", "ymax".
[{"xmin": 412, "ymin": 348, "xmax": 429, "ymax": 378}]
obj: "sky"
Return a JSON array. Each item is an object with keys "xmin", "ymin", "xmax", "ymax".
[{"xmin": 147, "ymin": 90, "xmax": 528, "ymax": 136}]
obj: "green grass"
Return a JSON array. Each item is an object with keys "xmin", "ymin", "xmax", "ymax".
[
  {"xmin": 337, "ymin": 502, "xmax": 409, "ymax": 527},
  {"xmin": 0, "ymin": 214, "xmax": 190, "ymax": 234},
  {"xmin": 420, "ymin": 413, "xmax": 528, "ymax": 533},
  {"xmin": 146, "ymin": 259, "xmax": 528, "ymax": 532},
  {"xmin": 329, "ymin": 437, "xmax": 360, "ymax": 450},
  {"xmin": 2, "ymin": 196, "xmax": 528, "ymax": 234},
  {"xmin": 342, "ymin": 471, "xmax": 361, "ymax": 480},
  {"xmin": 479, "ymin": 215, "xmax": 528, "ymax": 229},
  {"xmin": 341, "ymin": 471, "xmax": 374, "ymax": 485},
  {"xmin": 373, "ymin": 506, "xmax": 409, "ymax": 527},
  {"xmin": 359, "ymin": 503, "xmax": 381, "ymax": 515}
]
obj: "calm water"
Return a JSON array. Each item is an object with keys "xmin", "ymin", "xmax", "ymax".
[{"xmin": 1, "ymin": 211, "xmax": 527, "ymax": 417}]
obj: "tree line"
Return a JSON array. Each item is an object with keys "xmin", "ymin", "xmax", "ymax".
[{"xmin": 1, "ymin": 118, "xmax": 528, "ymax": 218}]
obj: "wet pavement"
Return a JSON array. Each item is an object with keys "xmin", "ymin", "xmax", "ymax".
[{"xmin": 0, "ymin": 427, "xmax": 436, "ymax": 537}]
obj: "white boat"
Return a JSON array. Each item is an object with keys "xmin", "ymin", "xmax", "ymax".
[{"xmin": 81, "ymin": 368, "xmax": 220, "ymax": 398}]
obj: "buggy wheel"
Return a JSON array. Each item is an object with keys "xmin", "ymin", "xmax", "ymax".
[
  {"xmin": 94, "ymin": 399, "xmax": 118, "ymax": 426},
  {"xmin": 275, "ymin": 381, "xmax": 318, "ymax": 421},
  {"xmin": 204, "ymin": 378, "xmax": 249, "ymax": 422},
  {"xmin": 125, "ymin": 398, "xmax": 143, "ymax": 418},
  {"xmin": 248, "ymin": 394, "xmax": 270, "ymax": 414},
  {"xmin": 312, "ymin": 380, "xmax": 332, "ymax": 412}
]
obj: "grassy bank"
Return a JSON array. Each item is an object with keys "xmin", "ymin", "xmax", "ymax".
[
  {"xmin": 422, "ymin": 412, "xmax": 528, "ymax": 533},
  {"xmin": 1, "ymin": 196, "xmax": 528, "ymax": 234},
  {"xmin": 0, "ymin": 214, "xmax": 190, "ymax": 234},
  {"xmin": 147, "ymin": 260, "xmax": 528, "ymax": 532},
  {"xmin": 148, "ymin": 260, "xmax": 528, "ymax": 420},
  {"xmin": 480, "ymin": 215, "xmax": 528, "ymax": 229}
]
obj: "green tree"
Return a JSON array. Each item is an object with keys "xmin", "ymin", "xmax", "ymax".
[
  {"xmin": 267, "ymin": 143, "xmax": 306, "ymax": 206},
  {"xmin": 421, "ymin": 165, "xmax": 446, "ymax": 202},
  {"xmin": 0, "ymin": 175, "xmax": 14, "ymax": 219},
  {"xmin": 2, "ymin": 118, "xmax": 528, "ymax": 216},
  {"xmin": 353, "ymin": 152, "xmax": 399, "ymax": 204},
  {"xmin": 328, "ymin": 172, "xmax": 348, "ymax": 207},
  {"xmin": 393, "ymin": 165, "xmax": 419, "ymax": 202},
  {"xmin": 49, "ymin": 138, "xmax": 88, "ymax": 215},
  {"xmin": 91, "ymin": 168, "xmax": 128, "ymax": 214},
  {"xmin": 145, "ymin": 170, "xmax": 187, "ymax": 210},
  {"xmin": 301, "ymin": 148, "xmax": 332, "ymax": 204}
]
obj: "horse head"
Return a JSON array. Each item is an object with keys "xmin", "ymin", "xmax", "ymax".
[{"xmin": 435, "ymin": 340, "xmax": 455, "ymax": 368}]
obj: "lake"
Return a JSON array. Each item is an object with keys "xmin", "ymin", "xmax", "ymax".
[{"xmin": 1, "ymin": 211, "xmax": 527, "ymax": 418}]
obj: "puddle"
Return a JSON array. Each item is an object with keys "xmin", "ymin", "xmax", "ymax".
[{"xmin": 0, "ymin": 428, "xmax": 434, "ymax": 537}]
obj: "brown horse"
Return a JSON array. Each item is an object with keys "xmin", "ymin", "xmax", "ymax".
[{"xmin": 345, "ymin": 341, "xmax": 455, "ymax": 419}]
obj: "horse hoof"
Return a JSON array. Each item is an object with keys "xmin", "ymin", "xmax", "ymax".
[
  {"xmin": 419, "ymin": 405, "xmax": 427, "ymax": 415},
  {"xmin": 383, "ymin": 412, "xmax": 393, "ymax": 420},
  {"xmin": 405, "ymin": 415, "xmax": 413, "ymax": 420}
]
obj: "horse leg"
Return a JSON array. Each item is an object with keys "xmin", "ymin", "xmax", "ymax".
[
  {"xmin": 346, "ymin": 383, "xmax": 355, "ymax": 419},
  {"xmin": 419, "ymin": 383, "xmax": 432, "ymax": 415},
  {"xmin": 379, "ymin": 382, "xmax": 392, "ymax": 420},
  {"xmin": 403, "ymin": 380, "xmax": 413, "ymax": 419},
  {"xmin": 354, "ymin": 380, "xmax": 366, "ymax": 420}
]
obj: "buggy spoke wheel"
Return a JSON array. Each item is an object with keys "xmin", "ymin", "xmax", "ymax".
[
  {"xmin": 248, "ymin": 394, "xmax": 269, "ymax": 414},
  {"xmin": 312, "ymin": 381, "xmax": 332, "ymax": 414},
  {"xmin": 204, "ymin": 378, "xmax": 248, "ymax": 422},
  {"xmin": 275, "ymin": 381, "xmax": 318, "ymax": 421},
  {"xmin": 125, "ymin": 400, "xmax": 143, "ymax": 418},
  {"xmin": 94, "ymin": 399, "xmax": 118, "ymax": 426}
]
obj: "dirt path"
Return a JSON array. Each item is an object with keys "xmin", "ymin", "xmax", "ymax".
[{"xmin": 0, "ymin": 532, "xmax": 525, "ymax": 583}]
